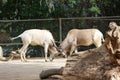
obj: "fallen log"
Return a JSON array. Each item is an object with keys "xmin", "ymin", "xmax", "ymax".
[{"xmin": 40, "ymin": 67, "xmax": 64, "ymax": 79}]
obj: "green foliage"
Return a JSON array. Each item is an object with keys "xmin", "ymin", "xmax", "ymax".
[
  {"xmin": 89, "ymin": 5, "xmax": 101, "ymax": 14},
  {"xmin": 40, "ymin": 0, "xmax": 55, "ymax": 13},
  {"xmin": 89, "ymin": 0, "xmax": 101, "ymax": 16},
  {"xmin": 69, "ymin": 0, "xmax": 76, "ymax": 4},
  {"xmin": 0, "ymin": 0, "xmax": 119, "ymax": 19},
  {"xmin": 2, "ymin": 0, "xmax": 7, "ymax": 5}
]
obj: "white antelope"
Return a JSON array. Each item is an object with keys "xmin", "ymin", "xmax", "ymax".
[{"xmin": 11, "ymin": 29, "xmax": 59, "ymax": 62}]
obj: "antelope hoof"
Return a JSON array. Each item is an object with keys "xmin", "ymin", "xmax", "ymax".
[{"xmin": 45, "ymin": 60, "xmax": 48, "ymax": 62}]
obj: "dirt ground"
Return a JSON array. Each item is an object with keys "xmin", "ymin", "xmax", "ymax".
[{"xmin": 0, "ymin": 58, "xmax": 67, "ymax": 80}]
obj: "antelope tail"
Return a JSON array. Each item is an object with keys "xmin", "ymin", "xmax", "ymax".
[{"xmin": 11, "ymin": 35, "xmax": 21, "ymax": 41}]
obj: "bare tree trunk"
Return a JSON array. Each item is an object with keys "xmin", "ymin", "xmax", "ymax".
[
  {"xmin": 40, "ymin": 45, "xmax": 120, "ymax": 80},
  {"xmin": 62, "ymin": 45, "xmax": 119, "ymax": 80},
  {"xmin": 40, "ymin": 24, "xmax": 120, "ymax": 80},
  {"xmin": 40, "ymin": 48, "xmax": 120, "ymax": 80}
]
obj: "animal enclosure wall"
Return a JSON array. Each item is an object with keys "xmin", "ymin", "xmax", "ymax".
[{"xmin": 0, "ymin": 16, "xmax": 120, "ymax": 57}]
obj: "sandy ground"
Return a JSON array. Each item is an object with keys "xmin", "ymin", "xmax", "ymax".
[{"xmin": 0, "ymin": 58, "xmax": 67, "ymax": 80}]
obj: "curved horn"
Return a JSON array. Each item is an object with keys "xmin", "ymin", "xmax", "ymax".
[{"xmin": 51, "ymin": 39, "xmax": 57, "ymax": 48}]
